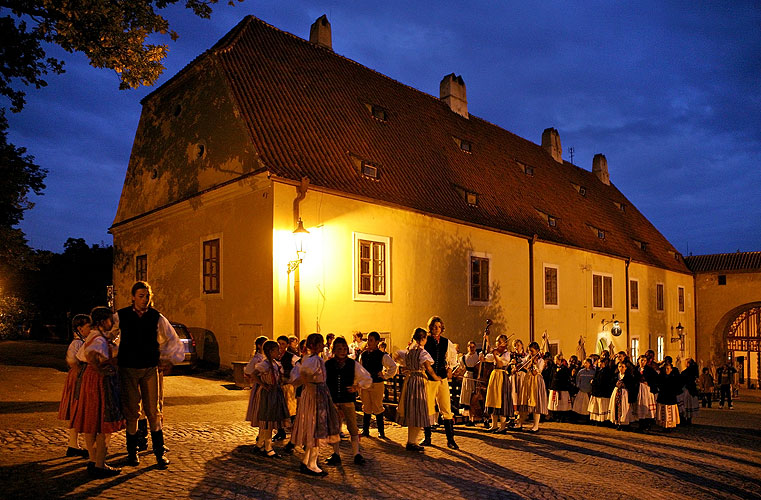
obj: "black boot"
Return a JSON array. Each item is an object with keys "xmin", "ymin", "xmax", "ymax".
[
  {"xmin": 151, "ymin": 430, "xmax": 170, "ymax": 469},
  {"xmin": 444, "ymin": 420, "xmax": 459, "ymax": 450},
  {"xmin": 362, "ymin": 414, "xmax": 372, "ymax": 437},
  {"xmin": 420, "ymin": 426, "xmax": 432, "ymax": 446},
  {"xmin": 136, "ymin": 419, "xmax": 149, "ymax": 451},
  {"xmin": 376, "ymin": 414, "xmax": 385, "ymax": 438},
  {"xmin": 272, "ymin": 428, "xmax": 287, "ymax": 442},
  {"xmin": 125, "ymin": 432, "xmax": 140, "ymax": 466}
]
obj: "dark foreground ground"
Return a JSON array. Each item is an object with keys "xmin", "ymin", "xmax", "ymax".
[{"xmin": 1, "ymin": 340, "xmax": 760, "ymax": 500}]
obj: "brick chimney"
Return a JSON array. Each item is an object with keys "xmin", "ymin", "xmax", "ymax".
[
  {"xmin": 310, "ymin": 15, "xmax": 332, "ymax": 50},
  {"xmin": 440, "ymin": 73, "xmax": 468, "ymax": 118},
  {"xmin": 593, "ymin": 153, "xmax": 610, "ymax": 185},
  {"xmin": 541, "ymin": 128, "xmax": 562, "ymax": 163}
]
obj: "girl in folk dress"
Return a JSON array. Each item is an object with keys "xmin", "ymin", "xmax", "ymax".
[
  {"xmin": 456, "ymin": 341, "xmax": 480, "ymax": 427},
  {"xmin": 290, "ymin": 333, "xmax": 342, "ymax": 476},
  {"xmin": 484, "ymin": 334, "xmax": 513, "ymax": 433},
  {"xmin": 58, "ymin": 314, "xmax": 91, "ymax": 458},
  {"xmin": 251, "ymin": 341, "xmax": 291, "ymax": 458},
  {"xmin": 634, "ymin": 355, "xmax": 658, "ymax": 432},
  {"xmin": 572, "ymin": 358, "xmax": 595, "ymax": 419},
  {"xmin": 588, "ymin": 357, "xmax": 615, "ymax": 424},
  {"xmin": 516, "ymin": 341, "xmax": 548, "ymax": 433},
  {"xmin": 69, "ymin": 307, "xmax": 125, "ymax": 478},
  {"xmin": 548, "ymin": 355, "xmax": 573, "ymax": 422},
  {"xmin": 510, "ymin": 339, "xmax": 528, "ymax": 424},
  {"xmin": 680, "ymin": 358, "xmax": 700, "ymax": 424},
  {"xmin": 393, "ymin": 327, "xmax": 440, "ymax": 452},
  {"xmin": 609, "ymin": 361, "xmax": 638, "ymax": 429},
  {"xmin": 656, "ymin": 362, "xmax": 682, "ymax": 430},
  {"xmin": 244, "ymin": 335, "xmax": 269, "ymax": 446}
]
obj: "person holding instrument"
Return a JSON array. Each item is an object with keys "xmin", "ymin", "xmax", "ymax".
[
  {"xmin": 515, "ymin": 341, "xmax": 548, "ymax": 433},
  {"xmin": 456, "ymin": 341, "xmax": 480, "ymax": 426},
  {"xmin": 483, "ymin": 333, "xmax": 513, "ymax": 433}
]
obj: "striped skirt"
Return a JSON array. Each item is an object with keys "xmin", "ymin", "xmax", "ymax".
[
  {"xmin": 656, "ymin": 403, "xmax": 680, "ymax": 428},
  {"xmin": 609, "ymin": 387, "xmax": 632, "ymax": 425},
  {"xmin": 291, "ymin": 382, "xmax": 341, "ymax": 448},
  {"xmin": 396, "ymin": 372, "xmax": 430, "ymax": 428},
  {"xmin": 511, "ymin": 371, "xmax": 527, "ymax": 409},
  {"xmin": 634, "ymin": 383, "xmax": 657, "ymax": 419},
  {"xmin": 548, "ymin": 390, "xmax": 572, "ymax": 412},
  {"xmin": 572, "ymin": 391, "xmax": 590, "ymax": 415},
  {"xmin": 588, "ymin": 396, "xmax": 610, "ymax": 422},
  {"xmin": 485, "ymin": 369, "xmax": 513, "ymax": 416},
  {"xmin": 245, "ymin": 382, "xmax": 261, "ymax": 426}
]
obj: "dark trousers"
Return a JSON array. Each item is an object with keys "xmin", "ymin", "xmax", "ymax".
[
  {"xmin": 719, "ymin": 384, "xmax": 732, "ymax": 407},
  {"xmin": 700, "ymin": 392, "xmax": 712, "ymax": 408}
]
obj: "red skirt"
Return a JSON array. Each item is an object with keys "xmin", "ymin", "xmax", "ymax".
[
  {"xmin": 58, "ymin": 366, "xmax": 83, "ymax": 421},
  {"xmin": 70, "ymin": 365, "xmax": 125, "ymax": 434}
]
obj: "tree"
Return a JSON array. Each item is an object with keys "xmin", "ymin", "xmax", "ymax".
[{"xmin": 1, "ymin": 0, "xmax": 239, "ymax": 112}]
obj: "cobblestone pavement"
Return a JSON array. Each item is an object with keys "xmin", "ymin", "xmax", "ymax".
[{"xmin": 2, "ymin": 341, "xmax": 761, "ymax": 499}]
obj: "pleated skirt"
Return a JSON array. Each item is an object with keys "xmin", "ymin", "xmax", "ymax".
[
  {"xmin": 548, "ymin": 390, "xmax": 572, "ymax": 412},
  {"xmin": 588, "ymin": 396, "xmax": 610, "ymax": 422},
  {"xmin": 485, "ymin": 369, "xmax": 513, "ymax": 416},
  {"xmin": 291, "ymin": 382, "xmax": 341, "ymax": 448},
  {"xmin": 58, "ymin": 365, "xmax": 84, "ymax": 421},
  {"xmin": 396, "ymin": 373, "xmax": 430, "ymax": 428},
  {"xmin": 656, "ymin": 403, "xmax": 680, "ymax": 428},
  {"xmin": 572, "ymin": 391, "xmax": 590, "ymax": 415},
  {"xmin": 634, "ymin": 383, "xmax": 656, "ymax": 419},
  {"xmin": 459, "ymin": 374, "xmax": 478, "ymax": 407},
  {"xmin": 679, "ymin": 388, "xmax": 700, "ymax": 418},
  {"xmin": 517, "ymin": 373, "xmax": 548, "ymax": 415},
  {"xmin": 257, "ymin": 385, "xmax": 291, "ymax": 431},
  {"xmin": 70, "ymin": 365, "xmax": 125, "ymax": 434},
  {"xmin": 511, "ymin": 371, "xmax": 526, "ymax": 408},
  {"xmin": 245, "ymin": 382, "xmax": 261, "ymax": 426}
]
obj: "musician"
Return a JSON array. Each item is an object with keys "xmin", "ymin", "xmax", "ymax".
[
  {"xmin": 516, "ymin": 341, "xmax": 548, "ymax": 433},
  {"xmin": 422, "ymin": 316, "xmax": 459, "ymax": 450},
  {"xmin": 456, "ymin": 341, "xmax": 480, "ymax": 426},
  {"xmin": 510, "ymin": 339, "xmax": 528, "ymax": 424},
  {"xmin": 483, "ymin": 334, "xmax": 513, "ymax": 433}
]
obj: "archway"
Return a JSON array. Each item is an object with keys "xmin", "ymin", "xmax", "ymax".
[{"xmin": 726, "ymin": 305, "xmax": 761, "ymax": 388}]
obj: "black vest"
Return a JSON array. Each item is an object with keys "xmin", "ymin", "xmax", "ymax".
[
  {"xmin": 281, "ymin": 351, "xmax": 295, "ymax": 378},
  {"xmin": 325, "ymin": 357, "xmax": 356, "ymax": 403},
  {"xmin": 361, "ymin": 349, "xmax": 385, "ymax": 383},
  {"xmin": 424, "ymin": 336, "xmax": 450, "ymax": 379},
  {"xmin": 117, "ymin": 307, "xmax": 161, "ymax": 368}
]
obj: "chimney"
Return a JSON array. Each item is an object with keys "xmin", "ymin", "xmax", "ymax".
[
  {"xmin": 309, "ymin": 15, "xmax": 332, "ymax": 50},
  {"xmin": 541, "ymin": 128, "xmax": 562, "ymax": 163},
  {"xmin": 440, "ymin": 73, "xmax": 468, "ymax": 118},
  {"xmin": 593, "ymin": 154, "xmax": 610, "ymax": 185}
]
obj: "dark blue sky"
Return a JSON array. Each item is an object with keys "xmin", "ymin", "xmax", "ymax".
[{"xmin": 8, "ymin": 0, "xmax": 761, "ymax": 255}]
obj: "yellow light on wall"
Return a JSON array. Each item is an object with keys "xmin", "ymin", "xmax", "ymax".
[{"xmin": 288, "ymin": 218, "xmax": 310, "ymax": 274}]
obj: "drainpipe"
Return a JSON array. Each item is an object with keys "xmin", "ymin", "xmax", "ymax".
[
  {"xmin": 293, "ymin": 177, "xmax": 310, "ymax": 339},
  {"xmin": 625, "ymin": 257, "xmax": 631, "ymax": 354},
  {"xmin": 529, "ymin": 235, "xmax": 537, "ymax": 343}
]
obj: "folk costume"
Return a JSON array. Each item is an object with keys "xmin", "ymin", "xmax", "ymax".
[
  {"xmin": 609, "ymin": 370, "xmax": 638, "ymax": 427},
  {"xmin": 484, "ymin": 350, "xmax": 514, "ymax": 432},
  {"xmin": 325, "ymin": 355, "xmax": 373, "ymax": 465},
  {"xmin": 572, "ymin": 367, "xmax": 595, "ymax": 416},
  {"xmin": 656, "ymin": 368, "xmax": 682, "ymax": 429},
  {"xmin": 680, "ymin": 363, "xmax": 700, "ymax": 421},
  {"xmin": 634, "ymin": 364, "xmax": 658, "ymax": 422},
  {"xmin": 548, "ymin": 364, "xmax": 573, "ymax": 414},
  {"xmin": 423, "ymin": 334, "xmax": 459, "ymax": 449},
  {"xmin": 290, "ymin": 354, "xmax": 342, "ymax": 448},
  {"xmin": 457, "ymin": 352, "xmax": 481, "ymax": 412},
  {"xmin": 588, "ymin": 364, "xmax": 615, "ymax": 423},
  {"xmin": 250, "ymin": 358, "xmax": 290, "ymax": 457},
  {"xmin": 394, "ymin": 345, "xmax": 433, "ymax": 450},
  {"xmin": 59, "ymin": 331, "xmax": 89, "ymax": 458},
  {"xmin": 359, "ymin": 347, "xmax": 397, "ymax": 437}
]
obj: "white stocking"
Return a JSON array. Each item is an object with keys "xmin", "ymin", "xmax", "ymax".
[
  {"xmin": 351, "ymin": 435, "xmax": 360, "ymax": 456},
  {"xmin": 308, "ymin": 446, "xmax": 322, "ymax": 473}
]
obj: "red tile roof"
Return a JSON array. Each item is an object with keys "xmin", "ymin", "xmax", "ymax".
[
  {"xmin": 152, "ymin": 16, "xmax": 692, "ymax": 274},
  {"xmin": 685, "ymin": 252, "xmax": 761, "ymax": 273}
]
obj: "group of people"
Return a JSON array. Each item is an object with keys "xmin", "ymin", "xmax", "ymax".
[{"xmin": 58, "ymin": 281, "xmax": 185, "ymax": 478}]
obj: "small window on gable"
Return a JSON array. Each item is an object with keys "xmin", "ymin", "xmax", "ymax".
[
  {"xmin": 453, "ymin": 137, "xmax": 472, "ymax": 153},
  {"xmin": 614, "ymin": 201, "xmax": 627, "ymax": 213},
  {"xmin": 579, "ymin": 186, "xmax": 587, "ymax": 196},
  {"xmin": 518, "ymin": 161, "xmax": 534, "ymax": 176},
  {"xmin": 598, "ymin": 229, "xmax": 606, "ymax": 239},
  {"xmin": 635, "ymin": 240, "xmax": 648, "ymax": 251},
  {"xmin": 548, "ymin": 216, "xmax": 557, "ymax": 227},
  {"xmin": 361, "ymin": 161, "xmax": 379, "ymax": 180}
]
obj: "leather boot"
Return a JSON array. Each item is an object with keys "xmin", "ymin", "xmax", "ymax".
[
  {"xmin": 125, "ymin": 432, "xmax": 140, "ymax": 466},
  {"xmin": 362, "ymin": 414, "xmax": 372, "ymax": 437},
  {"xmin": 444, "ymin": 420, "xmax": 459, "ymax": 450},
  {"xmin": 376, "ymin": 414, "xmax": 385, "ymax": 438},
  {"xmin": 136, "ymin": 419, "xmax": 149, "ymax": 451},
  {"xmin": 151, "ymin": 430, "xmax": 170, "ymax": 469},
  {"xmin": 420, "ymin": 426, "xmax": 432, "ymax": 446}
]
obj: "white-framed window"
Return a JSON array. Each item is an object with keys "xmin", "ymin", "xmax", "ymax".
[
  {"xmin": 678, "ymin": 286, "xmax": 685, "ymax": 313},
  {"xmin": 630, "ymin": 337, "xmax": 640, "ymax": 360},
  {"xmin": 592, "ymin": 273, "xmax": 613, "ymax": 309},
  {"xmin": 353, "ymin": 232, "xmax": 390, "ymax": 302},
  {"xmin": 468, "ymin": 251, "xmax": 491, "ymax": 305},
  {"xmin": 656, "ymin": 283, "xmax": 665, "ymax": 312},
  {"xmin": 629, "ymin": 279, "xmax": 639, "ymax": 310},
  {"xmin": 543, "ymin": 264, "xmax": 559, "ymax": 308},
  {"xmin": 201, "ymin": 233, "xmax": 223, "ymax": 297},
  {"xmin": 657, "ymin": 335, "xmax": 665, "ymax": 361}
]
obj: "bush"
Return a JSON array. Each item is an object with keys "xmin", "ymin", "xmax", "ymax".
[{"xmin": 0, "ymin": 296, "xmax": 34, "ymax": 339}]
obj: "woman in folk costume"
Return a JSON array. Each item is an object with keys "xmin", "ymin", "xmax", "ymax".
[
  {"xmin": 58, "ymin": 314, "xmax": 92, "ymax": 459},
  {"xmin": 634, "ymin": 355, "xmax": 658, "ymax": 432},
  {"xmin": 656, "ymin": 361, "xmax": 682, "ymax": 430},
  {"xmin": 588, "ymin": 357, "xmax": 615, "ymax": 424},
  {"xmin": 290, "ymin": 333, "xmax": 342, "ymax": 476},
  {"xmin": 547, "ymin": 354, "xmax": 573, "ymax": 422},
  {"xmin": 69, "ymin": 307, "xmax": 125, "ymax": 478},
  {"xmin": 572, "ymin": 358, "xmax": 595, "ymax": 419},
  {"xmin": 516, "ymin": 341, "xmax": 548, "ymax": 433},
  {"xmin": 484, "ymin": 334, "xmax": 514, "ymax": 433},
  {"xmin": 393, "ymin": 327, "xmax": 440, "ymax": 452},
  {"xmin": 244, "ymin": 335, "xmax": 269, "ymax": 427},
  {"xmin": 679, "ymin": 358, "xmax": 700, "ymax": 424},
  {"xmin": 609, "ymin": 360, "xmax": 638, "ymax": 429},
  {"xmin": 249, "ymin": 340, "xmax": 290, "ymax": 458},
  {"xmin": 510, "ymin": 339, "xmax": 528, "ymax": 421},
  {"xmin": 456, "ymin": 341, "xmax": 481, "ymax": 427}
]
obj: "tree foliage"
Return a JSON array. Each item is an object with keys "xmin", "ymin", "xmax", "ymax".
[{"xmin": 1, "ymin": 0, "xmax": 239, "ymax": 112}]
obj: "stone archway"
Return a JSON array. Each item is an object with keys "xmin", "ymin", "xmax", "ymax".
[{"xmin": 711, "ymin": 302, "xmax": 761, "ymax": 388}]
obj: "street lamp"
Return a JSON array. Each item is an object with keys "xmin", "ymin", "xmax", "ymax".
[
  {"xmin": 287, "ymin": 217, "xmax": 310, "ymax": 274},
  {"xmin": 670, "ymin": 322, "xmax": 685, "ymax": 343},
  {"xmin": 601, "ymin": 318, "xmax": 623, "ymax": 337}
]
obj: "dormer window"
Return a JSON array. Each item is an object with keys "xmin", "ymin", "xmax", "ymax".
[
  {"xmin": 635, "ymin": 240, "xmax": 648, "ymax": 251},
  {"xmin": 349, "ymin": 152, "xmax": 381, "ymax": 181},
  {"xmin": 598, "ymin": 229, "xmax": 606, "ymax": 239},
  {"xmin": 518, "ymin": 161, "xmax": 534, "ymax": 176},
  {"xmin": 548, "ymin": 216, "xmax": 557, "ymax": 227},
  {"xmin": 466, "ymin": 192, "xmax": 478, "ymax": 206},
  {"xmin": 361, "ymin": 161, "xmax": 379, "ymax": 179},
  {"xmin": 614, "ymin": 201, "xmax": 627, "ymax": 212},
  {"xmin": 371, "ymin": 105, "xmax": 387, "ymax": 122},
  {"xmin": 453, "ymin": 137, "xmax": 472, "ymax": 153},
  {"xmin": 572, "ymin": 183, "xmax": 586, "ymax": 196}
]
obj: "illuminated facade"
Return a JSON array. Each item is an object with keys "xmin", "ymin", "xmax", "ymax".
[{"xmin": 112, "ymin": 16, "xmax": 695, "ymax": 367}]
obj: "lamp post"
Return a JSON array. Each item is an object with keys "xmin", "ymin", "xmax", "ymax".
[
  {"xmin": 288, "ymin": 218, "xmax": 309, "ymax": 339},
  {"xmin": 670, "ymin": 322, "xmax": 685, "ymax": 359}
]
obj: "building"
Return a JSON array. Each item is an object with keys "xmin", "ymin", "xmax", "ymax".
[
  {"xmin": 685, "ymin": 252, "xmax": 761, "ymax": 387},
  {"xmin": 111, "ymin": 15, "xmax": 695, "ymax": 367}
]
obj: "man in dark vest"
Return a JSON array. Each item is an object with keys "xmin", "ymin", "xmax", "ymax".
[
  {"xmin": 116, "ymin": 281, "xmax": 184, "ymax": 469},
  {"xmin": 324, "ymin": 337, "xmax": 372, "ymax": 465},
  {"xmin": 423, "ymin": 316, "xmax": 459, "ymax": 449},
  {"xmin": 360, "ymin": 331, "xmax": 398, "ymax": 438}
]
